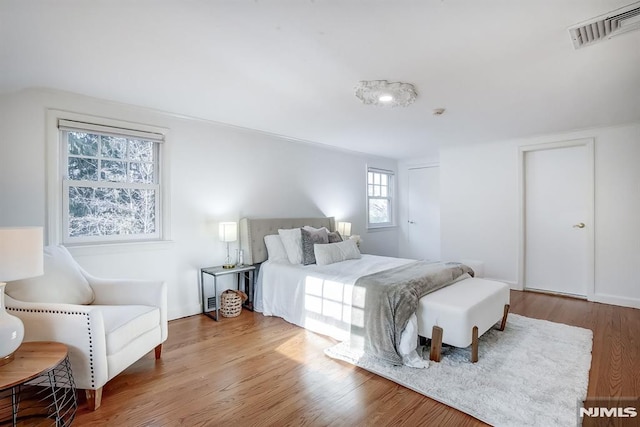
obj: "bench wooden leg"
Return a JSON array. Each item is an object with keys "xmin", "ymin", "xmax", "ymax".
[
  {"xmin": 429, "ymin": 326, "xmax": 443, "ymax": 362},
  {"xmin": 499, "ymin": 304, "xmax": 510, "ymax": 331},
  {"xmin": 471, "ymin": 326, "xmax": 479, "ymax": 363}
]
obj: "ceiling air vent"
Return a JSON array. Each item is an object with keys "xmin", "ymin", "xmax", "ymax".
[{"xmin": 568, "ymin": 1, "xmax": 640, "ymax": 49}]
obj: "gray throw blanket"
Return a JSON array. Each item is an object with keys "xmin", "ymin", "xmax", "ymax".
[{"xmin": 350, "ymin": 261, "xmax": 474, "ymax": 365}]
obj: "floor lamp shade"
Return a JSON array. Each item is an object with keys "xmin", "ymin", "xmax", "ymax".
[{"xmin": 0, "ymin": 227, "xmax": 44, "ymax": 365}]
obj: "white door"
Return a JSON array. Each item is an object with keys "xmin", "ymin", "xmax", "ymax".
[
  {"xmin": 523, "ymin": 143, "xmax": 592, "ymax": 296},
  {"xmin": 407, "ymin": 166, "xmax": 440, "ymax": 261}
]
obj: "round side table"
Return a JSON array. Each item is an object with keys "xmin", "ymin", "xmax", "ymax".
[{"xmin": 0, "ymin": 341, "xmax": 77, "ymax": 426}]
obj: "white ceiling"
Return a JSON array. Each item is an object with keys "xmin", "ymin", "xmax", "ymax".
[{"xmin": 1, "ymin": 0, "xmax": 639, "ymax": 160}]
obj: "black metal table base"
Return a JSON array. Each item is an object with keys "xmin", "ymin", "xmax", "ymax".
[{"xmin": 0, "ymin": 355, "xmax": 77, "ymax": 426}]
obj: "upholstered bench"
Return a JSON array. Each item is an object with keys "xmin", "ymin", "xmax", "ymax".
[{"xmin": 416, "ymin": 277, "xmax": 510, "ymax": 363}]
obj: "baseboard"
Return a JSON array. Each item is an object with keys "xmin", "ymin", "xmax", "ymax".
[
  {"xmin": 589, "ymin": 293, "xmax": 640, "ymax": 310},
  {"xmin": 168, "ymin": 303, "xmax": 202, "ymax": 321}
]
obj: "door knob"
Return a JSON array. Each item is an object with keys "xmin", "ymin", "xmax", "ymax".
[
  {"xmin": 408, "ymin": 220, "xmax": 415, "ymax": 224},
  {"xmin": 573, "ymin": 222, "xmax": 585, "ymax": 229}
]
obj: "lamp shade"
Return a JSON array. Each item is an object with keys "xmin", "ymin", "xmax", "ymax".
[
  {"xmin": 219, "ymin": 222, "xmax": 238, "ymax": 243},
  {"xmin": 337, "ymin": 221, "xmax": 352, "ymax": 237},
  {"xmin": 0, "ymin": 227, "xmax": 44, "ymax": 282},
  {"xmin": 0, "ymin": 226, "xmax": 43, "ymax": 365}
]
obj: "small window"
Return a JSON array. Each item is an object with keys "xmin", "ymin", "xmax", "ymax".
[
  {"xmin": 367, "ymin": 167, "xmax": 395, "ymax": 228},
  {"xmin": 58, "ymin": 120, "xmax": 165, "ymax": 244}
]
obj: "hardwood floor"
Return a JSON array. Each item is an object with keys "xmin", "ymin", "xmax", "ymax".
[{"xmin": 73, "ymin": 290, "xmax": 640, "ymax": 426}]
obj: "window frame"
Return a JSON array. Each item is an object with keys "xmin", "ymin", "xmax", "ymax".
[
  {"xmin": 366, "ymin": 166, "xmax": 395, "ymax": 229},
  {"xmin": 46, "ymin": 110, "xmax": 171, "ymax": 247}
]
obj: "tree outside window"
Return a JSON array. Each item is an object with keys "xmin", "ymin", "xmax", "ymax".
[{"xmin": 60, "ymin": 122, "xmax": 163, "ymax": 244}]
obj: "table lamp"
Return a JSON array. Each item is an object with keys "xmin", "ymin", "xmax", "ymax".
[
  {"xmin": 0, "ymin": 227, "xmax": 43, "ymax": 366},
  {"xmin": 219, "ymin": 222, "xmax": 238, "ymax": 269}
]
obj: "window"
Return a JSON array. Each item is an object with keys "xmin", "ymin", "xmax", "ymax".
[
  {"xmin": 367, "ymin": 167, "xmax": 395, "ymax": 228},
  {"xmin": 58, "ymin": 119, "xmax": 165, "ymax": 244}
]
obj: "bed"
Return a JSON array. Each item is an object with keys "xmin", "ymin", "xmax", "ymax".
[{"xmin": 239, "ymin": 216, "xmax": 508, "ymax": 367}]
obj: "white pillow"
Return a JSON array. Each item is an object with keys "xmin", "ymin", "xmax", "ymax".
[
  {"xmin": 314, "ymin": 239, "xmax": 362, "ymax": 266},
  {"xmin": 5, "ymin": 245, "xmax": 95, "ymax": 305},
  {"xmin": 278, "ymin": 228, "xmax": 303, "ymax": 264},
  {"xmin": 264, "ymin": 235, "xmax": 290, "ymax": 263}
]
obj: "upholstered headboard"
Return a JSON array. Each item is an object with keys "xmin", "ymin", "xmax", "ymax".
[{"xmin": 239, "ymin": 217, "xmax": 335, "ymax": 265}]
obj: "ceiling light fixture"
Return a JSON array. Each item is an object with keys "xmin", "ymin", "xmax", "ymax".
[{"xmin": 355, "ymin": 80, "xmax": 417, "ymax": 107}]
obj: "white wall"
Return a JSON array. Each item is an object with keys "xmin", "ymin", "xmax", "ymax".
[
  {"xmin": 439, "ymin": 123, "xmax": 640, "ymax": 308},
  {"xmin": 0, "ymin": 88, "xmax": 399, "ymax": 319}
]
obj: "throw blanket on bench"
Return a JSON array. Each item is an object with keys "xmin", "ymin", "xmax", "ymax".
[{"xmin": 350, "ymin": 261, "xmax": 474, "ymax": 365}]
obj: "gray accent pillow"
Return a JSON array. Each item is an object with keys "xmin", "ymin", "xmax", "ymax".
[
  {"xmin": 328, "ymin": 230, "xmax": 343, "ymax": 243},
  {"xmin": 301, "ymin": 227, "xmax": 329, "ymax": 265}
]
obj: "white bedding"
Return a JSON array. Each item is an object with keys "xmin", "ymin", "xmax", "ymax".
[{"xmin": 255, "ymin": 254, "xmax": 414, "ymax": 342}]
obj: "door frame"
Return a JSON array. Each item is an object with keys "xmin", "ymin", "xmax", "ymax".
[{"xmin": 517, "ymin": 138, "xmax": 595, "ymax": 299}]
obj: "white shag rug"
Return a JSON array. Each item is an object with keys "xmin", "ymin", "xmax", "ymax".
[{"xmin": 325, "ymin": 314, "xmax": 592, "ymax": 427}]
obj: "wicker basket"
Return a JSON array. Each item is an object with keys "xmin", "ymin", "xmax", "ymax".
[{"xmin": 220, "ymin": 290, "xmax": 243, "ymax": 318}]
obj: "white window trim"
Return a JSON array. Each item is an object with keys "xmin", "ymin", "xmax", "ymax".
[
  {"xmin": 366, "ymin": 166, "xmax": 396, "ymax": 230},
  {"xmin": 46, "ymin": 109, "xmax": 172, "ymax": 248}
]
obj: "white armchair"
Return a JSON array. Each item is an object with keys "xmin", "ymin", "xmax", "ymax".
[{"xmin": 4, "ymin": 246, "xmax": 167, "ymax": 410}]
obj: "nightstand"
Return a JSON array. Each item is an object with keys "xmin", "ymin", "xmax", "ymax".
[{"xmin": 200, "ymin": 264, "xmax": 255, "ymax": 321}]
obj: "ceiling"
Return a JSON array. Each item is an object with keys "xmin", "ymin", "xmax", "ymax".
[{"xmin": 1, "ymin": 0, "xmax": 639, "ymax": 160}]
